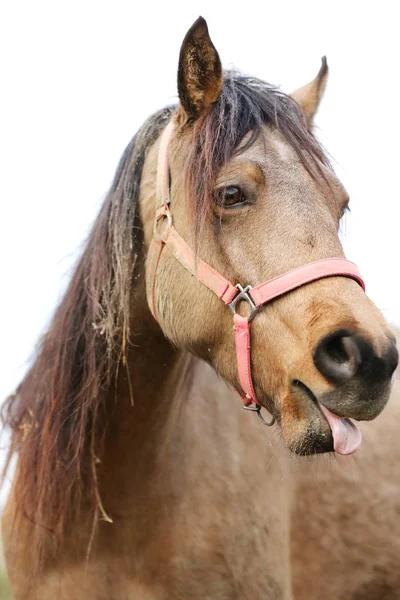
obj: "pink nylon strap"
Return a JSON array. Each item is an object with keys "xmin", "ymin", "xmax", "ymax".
[
  {"xmin": 147, "ymin": 119, "xmax": 177, "ymax": 320},
  {"xmin": 150, "ymin": 209, "xmax": 237, "ymax": 313},
  {"xmin": 233, "ymin": 314, "xmax": 257, "ymax": 406},
  {"xmin": 250, "ymin": 257, "xmax": 365, "ymax": 306},
  {"xmin": 156, "ymin": 119, "xmax": 175, "ymax": 205},
  {"xmin": 148, "ymin": 118, "xmax": 366, "ymax": 409},
  {"xmin": 153, "ymin": 120, "xmax": 236, "ymax": 304},
  {"xmin": 164, "ymin": 225, "xmax": 238, "ymax": 303}
]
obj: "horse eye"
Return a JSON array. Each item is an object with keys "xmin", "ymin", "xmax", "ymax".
[{"xmin": 214, "ymin": 185, "xmax": 246, "ymax": 208}]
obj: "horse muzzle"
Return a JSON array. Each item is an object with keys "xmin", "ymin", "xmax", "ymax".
[
  {"xmin": 313, "ymin": 329, "xmax": 398, "ymax": 421},
  {"xmin": 282, "ymin": 331, "xmax": 398, "ymax": 456}
]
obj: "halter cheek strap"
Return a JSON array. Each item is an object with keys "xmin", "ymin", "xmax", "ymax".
[{"xmin": 146, "ymin": 119, "xmax": 365, "ymax": 411}]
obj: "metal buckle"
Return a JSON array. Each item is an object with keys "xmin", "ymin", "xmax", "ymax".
[
  {"xmin": 153, "ymin": 206, "xmax": 173, "ymax": 243},
  {"xmin": 243, "ymin": 404, "xmax": 276, "ymax": 427},
  {"xmin": 228, "ymin": 284, "xmax": 258, "ymax": 320}
]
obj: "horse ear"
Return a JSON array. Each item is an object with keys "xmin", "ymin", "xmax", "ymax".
[
  {"xmin": 290, "ymin": 57, "xmax": 329, "ymax": 127},
  {"xmin": 177, "ymin": 17, "xmax": 223, "ymax": 121}
]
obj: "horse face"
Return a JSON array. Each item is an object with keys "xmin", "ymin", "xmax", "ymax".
[{"xmin": 143, "ymin": 18, "xmax": 398, "ymax": 455}]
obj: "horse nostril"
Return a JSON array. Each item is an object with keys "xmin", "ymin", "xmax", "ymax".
[
  {"xmin": 376, "ymin": 339, "xmax": 398, "ymax": 379},
  {"xmin": 314, "ymin": 330, "xmax": 399, "ymax": 385},
  {"xmin": 314, "ymin": 330, "xmax": 363, "ymax": 384}
]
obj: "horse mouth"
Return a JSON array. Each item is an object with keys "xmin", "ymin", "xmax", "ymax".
[
  {"xmin": 287, "ymin": 380, "xmax": 362, "ymax": 456},
  {"xmin": 318, "ymin": 402, "xmax": 362, "ymax": 455}
]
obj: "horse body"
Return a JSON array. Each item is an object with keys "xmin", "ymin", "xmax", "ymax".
[
  {"xmin": 3, "ymin": 17, "xmax": 399, "ymax": 599},
  {"xmin": 4, "ymin": 321, "xmax": 400, "ymax": 598}
]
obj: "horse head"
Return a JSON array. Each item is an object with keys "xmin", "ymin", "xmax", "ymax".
[{"xmin": 141, "ymin": 17, "xmax": 398, "ymax": 456}]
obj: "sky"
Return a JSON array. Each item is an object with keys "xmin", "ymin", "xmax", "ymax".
[{"xmin": 0, "ymin": 1, "xmax": 399, "ymax": 501}]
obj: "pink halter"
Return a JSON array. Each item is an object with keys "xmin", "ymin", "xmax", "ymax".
[{"xmin": 146, "ymin": 119, "xmax": 365, "ymax": 417}]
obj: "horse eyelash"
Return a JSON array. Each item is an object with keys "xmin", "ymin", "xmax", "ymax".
[{"xmin": 341, "ymin": 205, "xmax": 350, "ymax": 219}]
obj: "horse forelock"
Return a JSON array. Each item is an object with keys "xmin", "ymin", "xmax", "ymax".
[{"xmin": 180, "ymin": 71, "xmax": 332, "ymax": 238}]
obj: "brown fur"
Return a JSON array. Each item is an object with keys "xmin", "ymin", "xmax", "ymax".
[{"xmin": 2, "ymin": 17, "xmax": 399, "ymax": 600}]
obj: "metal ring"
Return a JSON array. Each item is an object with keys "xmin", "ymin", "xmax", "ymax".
[
  {"xmin": 228, "ymin": 284, "xmax": 258, "ymax": 321},
  {"xmin": 153, "ymin": 207, "xmax": 173, "ymax": 242},
  {"xmin": 242, "ymin": 404, "xmax": 276, "ymax": 427}
]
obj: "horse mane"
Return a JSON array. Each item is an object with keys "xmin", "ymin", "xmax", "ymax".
[
  {"xmin": 1, "ymin": 105, "xmax": 174, "ymax": 558},
  {"xmin": 1, "ymin": 72, "xmax": 328, "ymax": 560}
]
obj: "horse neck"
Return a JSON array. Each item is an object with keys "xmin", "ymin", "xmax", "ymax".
[
  {"xmin": 94, "ymin": 268, "xmax": 296, "ymax": 586},
  {"xmin": 95, "ymin": 130, "xmax": 293, "ymax": 521},
  {"xmin": 97, "ymin": 261, "xmax": 194, "ymax": 514}
]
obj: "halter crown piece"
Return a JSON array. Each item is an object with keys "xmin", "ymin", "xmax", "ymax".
[{"xmin": 145, "ymin": 119, "xmax": 365, "ymax": 426}]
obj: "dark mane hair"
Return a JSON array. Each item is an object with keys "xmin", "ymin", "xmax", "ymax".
[
  {"xmin": 2, "ymin": 106, "xmax": 174, "ymax": 559},
  {"xmin": 2, "ymin": 72, "xmax": 328, "ymax": 560}
]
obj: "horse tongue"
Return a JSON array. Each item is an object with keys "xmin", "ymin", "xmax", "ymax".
[{"xmin": 319, "ymin": 404, "xmax": 362, "ymax": 455}]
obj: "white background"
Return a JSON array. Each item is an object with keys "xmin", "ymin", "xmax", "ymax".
[{"xmin": 0, "ymin": 1, "xmax": 399, "ymax": 501}]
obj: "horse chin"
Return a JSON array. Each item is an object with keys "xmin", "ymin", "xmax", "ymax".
[
  {"xmin": 279, "ymin": 381, "xmax": 368, "ymax": 456},
  {"xmin": 280, "ymin": 392, "xmax": 334, "ymax": 456},
  {"xmin": 286, "ymin": 429, "xmax": 334, "ymax": 456},
  {"xmin": 279, "ymin": 382, "xmax": 335, "ymax": 456}
]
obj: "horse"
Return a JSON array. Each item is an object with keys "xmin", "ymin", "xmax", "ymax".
[{"xmin": 2, "ymin": 16, "xmax": 400, "ymax": 599}]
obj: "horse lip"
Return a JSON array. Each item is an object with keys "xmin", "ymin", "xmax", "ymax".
[
  {"xmin": 292, "ymin": 379, "xmax": 357, "ymax": 421},
  {"xmin": 290, "ymin": 380, "xmax": 363, "ymax": 455},
  {"xmin": 292, "ymin": 379, "xmax": 319, "ymax": 405},
  {"xmin": 291, "ymin": 378, "xmax": 329, "ymax": 419}
]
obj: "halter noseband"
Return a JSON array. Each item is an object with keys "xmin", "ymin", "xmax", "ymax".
[{"xmin": 146, "ymin": 119, "xmax": 365, "ymax": 421}]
